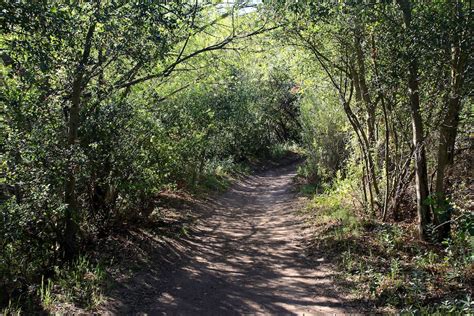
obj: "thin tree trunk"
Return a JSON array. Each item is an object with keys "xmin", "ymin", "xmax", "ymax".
[
  {"xmin": 361, "ymin": 161, "xmax": 369, "ymax": 209},
  {"xmin": 370, "ymin": 32, "xmax": 391, "ymax": 220},
  {"xmin": 307, "ymin": 36, "xmax": 380, "ymax": 214},
  {"xmin": 397, "ymin": 0, "xmax": 431, "ymax": 240},
  {"xmin": 354, "ymin": 25, "xmax": 376, "ymax": 146},
  {"xmin": 63, "ymin": 22, "xmax": 96, "ymax": 260},
  {"xmin": 434, "ymin": 3, "xmax": 467, "ymax": 240},
  {"xmin": 381, "ymin": 96, "xmax": 391, "ymax": 221},
  {"xmin": 350, "ymin": 61, "xmax": 380, "ymax": 205},
  {"xmin": 342, "ymin": 94, "xmax": 376, "ymax": 215}
]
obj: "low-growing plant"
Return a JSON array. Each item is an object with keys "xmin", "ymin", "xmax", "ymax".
[
  {"xmin": 55, "ymin": 256, "xmax": 106, "ymax": 310},
  {"xmin": 307, "ymin": 183, "xmax": 472, "ymax": 312},
  {"xmin": 390, "ymin": 258, "xmax": 401, "ymax": 279},
  {"xmin": 36, "ymin": 256, "xmax": 106, "ymax": 312},
  {"xmin": 401, "ymin": 294, "xmax": 474, "ymax": 314},
  {"xmin": 1, "ymin": 300, "xmax": 22, "ymax": 316},
  {"xmin": 38, "ymin": 276, "xmax": 54, "ymax": 309}
]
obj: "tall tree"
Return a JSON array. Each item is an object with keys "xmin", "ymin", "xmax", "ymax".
[
  {"xmin": 397, "ymin": 0, "xmax": 431, "ymax": 239},
  {"xmin": 434, "ymin": 1, "xmax": 470, "ymax": 240}
]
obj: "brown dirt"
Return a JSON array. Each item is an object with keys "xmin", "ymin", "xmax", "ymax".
[{"xmin": 102, "ymin": 162, "xmax": 359, "ymax": 315}]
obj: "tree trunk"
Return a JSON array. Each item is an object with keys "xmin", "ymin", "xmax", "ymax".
[
  {"xmin": 434, "ymin": 3, "xmax": 467, "ymax": 240},
  {"xmin": 381, "ymin": 96, "xmax": 391, "ymax": 221},
  {"xmin": 397, "ymin": 0, "xmax": 431, "ymax": 240},
  {"xmin": 370, "ymin": 31, "xmax": 391, "ymax": 220},
  {"xmin": 354, "ymin": 25, "xmax": 376, "ymax": 146},
  {"xmin": 63, "ymin": 22, "xmax": 96, "ymax": 260},
  {"xmin": 350, "ymin": 59, "xmax": 380, "ymax": 208},
  {"xmin": 341, "ymin": 92, "xmax": 377, "ymax": 215}
]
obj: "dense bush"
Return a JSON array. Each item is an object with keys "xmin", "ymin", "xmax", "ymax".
[
  {"xmin": 1, "ymin": 2, "xmax": 301, "ymax": 309},
  {"xmin": 298, "ymin": 81, "xmax": 350, "ymax": 184}
]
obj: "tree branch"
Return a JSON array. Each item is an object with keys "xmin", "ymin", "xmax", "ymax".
[{"xmin": 114, "ymin": 25, "xmax": 279, "ymax": 90}]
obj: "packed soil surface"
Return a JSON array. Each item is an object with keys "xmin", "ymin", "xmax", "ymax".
[{"xmin": 103, "ymin": 162, "xmax": 358, "ymax": 315}]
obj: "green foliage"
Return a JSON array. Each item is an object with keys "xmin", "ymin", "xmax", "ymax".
[
  {"xmin": 1, "ymin": 1, "xmax": 299, "ymax": 310},
  {"xmin": 309, "ymin": 194, "xmax": 473, "ymax": 311},
  {"xmin": 299, "ymin": 183, "xmax": 318, "ymax": 196},
  {"xmin": 304, "ymin": 172, "xmax": 362, "ymax": 240},
  {"xmin": 305, "ymin": 152, "xmax": 472, "ymax": 311},
  {"xmin": 298, "ymin": 80, "xmax": 350, "ymax": 184},
  {"xmin": 1, "ymin": 301, "xmax": 22, "ymax": 316},
  {"xmin": 401, "ymin": 295, "xmax": 474, "ymax": 314},
  {"xmin": 52, "ymin": 256, "xmax": 106, "ymax": 310},
  {"xmin": 1, "ymin": 0, "xmax": 472, "ymax": 313},
  {"xmin": 36, "ymin": 256, "xmax": 106, "ymax": 312},
  {"xmin": 268, "ymin": 142, "xmax": 303, "ymax": 161},
  {"xmin": 39, "ymin": 276, "xmax": 54, "ymax": 309}
]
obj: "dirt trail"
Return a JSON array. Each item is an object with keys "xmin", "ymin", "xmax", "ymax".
[{"xmin": 106, "ymin": 163, "xmax": 356, "ymax": 315}]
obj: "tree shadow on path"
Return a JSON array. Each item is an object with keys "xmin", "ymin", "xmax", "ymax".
[{"xmin": 102, "ymin": 162, "xmax": 366, "ymax": 315}]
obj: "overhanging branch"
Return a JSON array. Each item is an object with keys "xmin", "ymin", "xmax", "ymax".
[{"xmin": 114, "ymin": 25, "xmax": 280, "ymax": 90}]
